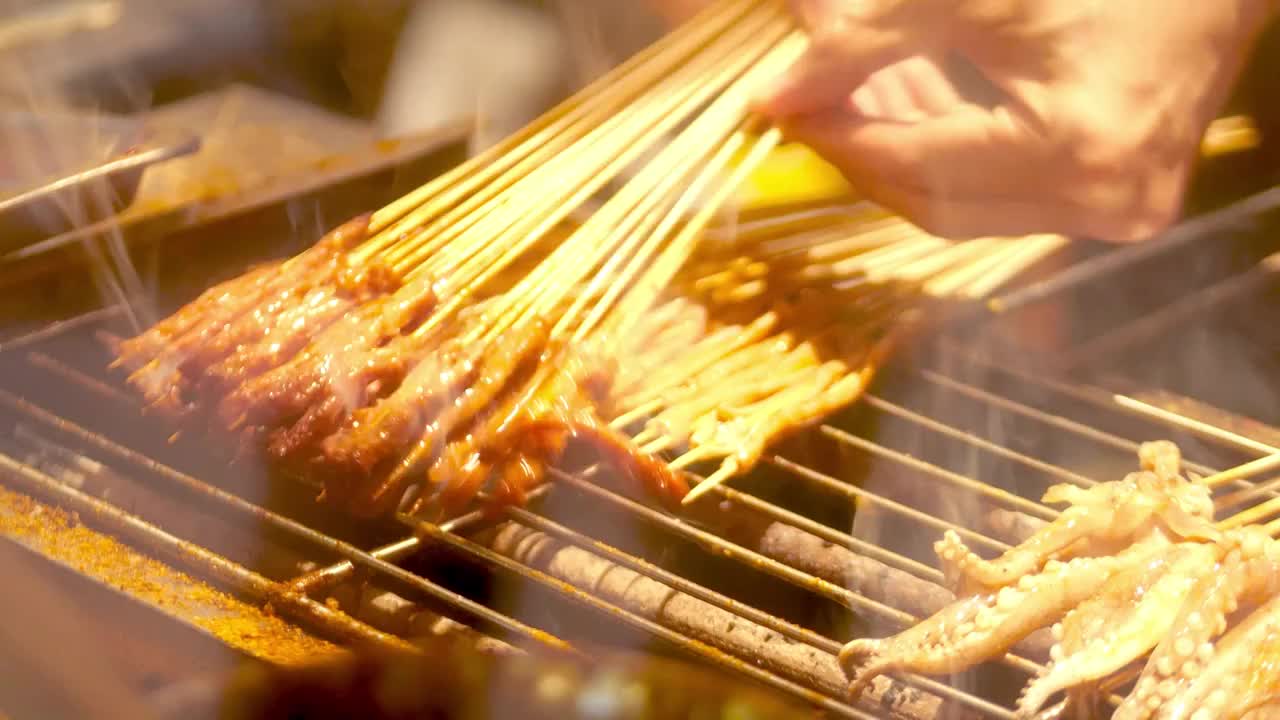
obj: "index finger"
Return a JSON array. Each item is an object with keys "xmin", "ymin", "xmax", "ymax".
[{"xmin": 755, "ymin": 0, "xmax": 942, "ymax": 117}]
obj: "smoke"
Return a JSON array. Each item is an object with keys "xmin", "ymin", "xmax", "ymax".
[{"xmin": 0, "ymin": 0, "xmax": 162, "ymax": 333}]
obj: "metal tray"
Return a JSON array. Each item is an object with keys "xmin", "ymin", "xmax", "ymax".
[{"xmin": 0, "ymin": 111, "xmax": 199, "ymax": 255}]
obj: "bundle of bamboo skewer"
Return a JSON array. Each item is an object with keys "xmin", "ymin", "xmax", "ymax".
[{"xmin": 108, "ymin": 0, "xmax": 1068, "ymax": 518}]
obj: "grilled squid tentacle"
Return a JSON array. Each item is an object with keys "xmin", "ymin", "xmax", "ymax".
[
  {"xmin": 1017, "ymin": 542, "xmax": 1220, "ymax": 718},
  {"xmin": 932, "ymin": 491, "xmax": 1116, "ymax": 595},
  {"xmin": 839, "ymin": 549, "xmax": 1148, "ymax": 701},
  {"xmin": 1158, "ymin": 590, "xmax": 1280, "ymax": 720},
  {"xmin": 1115, "ymin": 528, "xmax": 1280, "ymax": 720},
  {"xmin": 934, "ymin": 444, "xmax": 1216, "ymax": 596}
]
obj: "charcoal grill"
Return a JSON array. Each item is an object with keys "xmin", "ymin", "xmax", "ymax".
[
  {"xmin": 2, "ymin": 160, "xmax": 1280, "ymax": 720},
  {"xmin": 3, "ymin": 13, "xmax": 1280, "ymax": 709}
]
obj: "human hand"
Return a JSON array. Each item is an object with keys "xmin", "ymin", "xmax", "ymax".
[
  {"xmin": 754, "ymin": 0, "xmax": 1280, "ymax": 242},
  {"xmin": 647, "ymin": 0, "xmax": 717, "ymax": 25}
]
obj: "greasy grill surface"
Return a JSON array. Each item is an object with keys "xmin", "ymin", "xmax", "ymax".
[
  {"xmin": 1, "ymin": 283, "xmax": 1276, "ymax": 720},
  {"xmin": 1, "ymin": 181, "xmax": 1279, "ymax": 720}
]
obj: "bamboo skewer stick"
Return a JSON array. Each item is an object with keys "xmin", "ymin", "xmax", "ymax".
[
  {"xmin": 408, "ymin": 18, "xmax": 773, "ymax": 283},
  {"xmin": 561, "ymin": 135, "xmax": 748, "ymax": 342},
  {"xmin": 1215, "ymin": 474, "xmax": 1280, "ymax": 512},
  {"xmin": 1221, "ymin": 494, "xmax": 1280, "ymax": 530},
  {"xmin": 512, "ymin": 31, "xmax": 791, "ymax": 343},
  {"xmin": 111, "ymin": 0, "xmax": 1093, "ymax": 515},
  {"xmin": 365, "ymin": 0, "xmax": 781, "ymax": 282},
  {"xmin": 635, "ymin": 340, "xmax": 820, "ymax": 439},
  {"xmin": 957, "ymin": 235, "xmax": 1068, "ymax": 299},
  {"xmin": 562, "ymin": 39, "xmax": 805, "ymax": 345},
  {"xmin": 360, "ymin": 0, "xmax": 762, "ymax": 249},
  {"xmin": 407, "ymin": 18, "xmax": 792, "ymax": 343},
  {"xmin": 614, "ymin": 314, "xmax": 780, "ymax": 410},
  {"xmin": 1204, "ymin": 453, "xmax": 1280, "ymax": 489}
]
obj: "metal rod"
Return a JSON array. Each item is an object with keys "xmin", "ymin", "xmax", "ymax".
[
  {"xmin": 920, "ymin": 354, "xmax": 1280, "ymax": 505},
  {"xmin": 917, "ymin": 365, "xmax": 1223, "ymax": 477},
  {"xmin": 288, "ymin": 486, "xmax": 552, "ymax": 596},
  {"xmin": 818, "ymin": 424, "xmax": 1058, "ymax": 521},
  {"xmin": 508, "ymin": 503, "xmax": 834, "ymax": 650},
  {"xmin": 1111, "ymin": 395, "xmax": 1278, "ymax": 458},
  {"xmin": 767, "ymin": 455, "xmax": 1010, "ymax": 554},
  {"xmin": 0, "ymin": 307, "xmax": 124, "ymax": 354},
  {"xmin": 864, "ymin": 393, "xmax": 1097, "ymax": 489},
  {"xmin": 549, "ymin": 469, "xmax": 1046, "ymax": 679},
  {"xmin": 403, "ymin": 515, "xmax": 881, "ymax": 720},
  {"xmin": 709, "ymin": 482, "xmax": 944, "ymax": 583},
  {"xmin": 686, "ymin": 485, "xmax": 956, "ymax": 622},
  {"xmin": 0, "ymin": 453, "xmax": 416, "ymax": 653},
  {"xmin": 554, "ymin": 468, "xmax": 913, "ymax": 624},
  {"xmin": 8, "ymin": 298, "xmax": 1204, "ymax": 715},
  {"xmin": 0, "ymin": 361, "xmax": 1016, "ymax": 714},
  {"xmin": 0, "ymin": 390, "xmax": 570, "ymax": 654},
  {"xmin": 27, "ymin": 352, "xmax": 135, "ymax": 406},
  {"xmin": 985, "ymin": 185, "xmax": 1280, "ymax": 315},
  {"xmin": 1056, "ymin": 254, "xmax": 1280, "ymax": 371},
  {"xmin": 503, "ymin": 506, "xmax": 1013, "ymax": 719}
]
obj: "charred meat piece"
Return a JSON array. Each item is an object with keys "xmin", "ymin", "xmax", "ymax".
[
  {"xmin": 335, "ymin": 318, "xmax": 552, "ymax": 517},
  {"xmin": 200, "ymin": 261, "xmax": 402, "ymax": 400},
  {"xmin": 111, "ymin": 261, "xmax": 281, "ymax": 374},
  {"xmin": 321, "ymin": 340, "xmax": 478, "ymax": 485},
  {"xmin": 122, "ymin": 215, "xmax": 371, "ymax": 412},
  {"xmin": 217, "ymin": 274, "xmax": 438, "ymax": 434},
  {"xmin": 419, "ymin": 343, "xmax": 687, "ymax": 517}
]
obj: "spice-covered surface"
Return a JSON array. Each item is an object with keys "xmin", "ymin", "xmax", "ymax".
[{"xmin": 0, "ymin": 483, "xmax": 339, "ymax": 666}]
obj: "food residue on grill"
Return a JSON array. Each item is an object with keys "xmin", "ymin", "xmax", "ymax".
[{"xmin": 0, "ymin": 484, "xmax": 338, "ymax": 666}]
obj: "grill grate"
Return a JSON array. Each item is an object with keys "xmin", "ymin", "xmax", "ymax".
[
  {"xmin": 2, "ymin": 291, "xmax": 1278, "ymax": 720},
  {"xmin": 3, "ymin": 183, "xmax": 1280, "ymax": 720}
]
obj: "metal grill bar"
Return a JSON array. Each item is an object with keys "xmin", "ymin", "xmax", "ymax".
[
  {"xmin": 28, "ymin": 351, "xmax": 135, "ymax": 406},
  {"xmin": 710, "ymin": 482, "xmax": 943, "ymax": 582},
  {"xmin": 818, "ymin": 425, "xmax": 1058, "ymax": 521},
  {"xmin": 288, "ymin": 490, "xmax": 552, "ymax": 596},
  {"xmin": 499, "ymin": 493, "xmax": 1019, "ymax": 720},
  {"xmin": 1112, "ymin": 395, "xmax": 1278, "ymax": 457},
  {"xmin": 555, "ymin": 469, "xmax": 1045, "ymax": 682},
  {"xmin": 506, "ymin": 502, "xmax": 829, "ymax": 650},
  {"xmin": 863, "ymin": 394, "xmax": 1098, "ymax": 489},
  {"xmin": 403, "ymin": 516, "xmax": 881, "ymax": 720},
  {"xmin": 921, "ymin": 352, "xmax": 1280, "ymax": 502},
  {"xmin": 918, "ymin": 365, "xmax": 1224, "ymax": 477},
  {"xmin": 0, "ymin": 453, "xmax": 416, "ymax": 653},
  {"xmin": 0, "ymin": 390, "xmax": 572, "ymax": 655},
  {"xmin": 766, "ymin": 455, "xmax": 1010, "ymax": 553},
  {"xmin": 984, "ymin": 184, "xmax": 1280, "ymax": 315},
  {"xmin": 558, "ymin": 469, "xmax": 910, "ymax": 622},
  {"xmin": 0, "ymin": 330, "xmax": 1136, "ymax": 702},
  {"xmin": 4, "ymin": 303, "xmax": 1276, "ymax": 720},
  {"xmin": 2, "ymin": 347, "xmax": 968, "ymax": 716},
  {"xmin": 1055, "ymin": 255, "xmax": 1280, "ymax": 371},
  {"xmin": 0, "ymin": 356, "xmax": 961, "ymax": 717},
  {"xmin": 0, "ymin": 307, "xmax": 123, "ymax": 353}
]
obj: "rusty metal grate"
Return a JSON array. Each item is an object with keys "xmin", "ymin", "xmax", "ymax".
[
  {"xmin": 2, "ymin": 273, "xmax": 1279, "ymax": 720},
  {"xmin": 0, "ymin": 311, "xmax": 1274, "ymax": 712}
]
